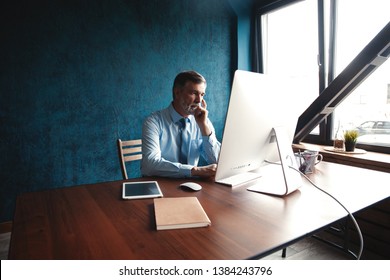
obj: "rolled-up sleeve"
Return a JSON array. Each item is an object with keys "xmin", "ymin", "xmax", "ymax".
[{"xmin": 202, "ymin": 129, "xmax": 221, "ymax": 164}]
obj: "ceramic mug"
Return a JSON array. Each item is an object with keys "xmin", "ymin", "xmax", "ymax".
[{"xmin": 294, "ymin": 150, "xmax": 323, "ymax": 174}]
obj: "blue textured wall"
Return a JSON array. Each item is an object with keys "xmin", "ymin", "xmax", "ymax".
[{"xmin": 0, "ymin": 0, "xmax": 237, "ymax": 222}]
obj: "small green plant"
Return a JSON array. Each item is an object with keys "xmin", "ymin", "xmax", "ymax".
[{"xmin": 344, "ymin": 130, "xmax": 359, "ymax": 143}]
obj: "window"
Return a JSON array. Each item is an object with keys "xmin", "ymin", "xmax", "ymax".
[
  {"xmin": 257, "ymin": 0, "xmax": 390, "ymax": 152},
  {"xmin": 261, "ymin": 0, "xmax": 319, "ymax": 133},
  {"xmin": 333, "ymin": 0, "xmax": 390, "ymax": 148}
]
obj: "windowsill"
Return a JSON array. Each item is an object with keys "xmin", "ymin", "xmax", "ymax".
[{"xmin": 293, "ymin": 143, "xmax": 390, "ymax": 173}]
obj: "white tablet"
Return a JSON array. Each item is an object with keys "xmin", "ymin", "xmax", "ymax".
[{"xmin": 122, "ymin": 181, "xmax": 163, "ymax": 200}]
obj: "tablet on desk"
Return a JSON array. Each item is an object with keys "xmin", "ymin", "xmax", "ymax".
[{"xmin": 122, "ymin": 181, "xmax": 163, "ymax": 200}]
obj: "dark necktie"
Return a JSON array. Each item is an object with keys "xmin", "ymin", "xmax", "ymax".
[{"xmin": 179, "ymin": 118, "xmax": 189, "ymax": 164}]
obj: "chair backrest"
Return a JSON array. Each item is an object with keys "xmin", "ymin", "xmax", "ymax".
[{"xmin": 117, "ymin": 139, "xmax": 142, "ymax": 180}]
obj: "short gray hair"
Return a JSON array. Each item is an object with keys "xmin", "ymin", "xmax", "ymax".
[{"xmin": 172, "ymin": 71, "xmax": 206, "ymax": 98}]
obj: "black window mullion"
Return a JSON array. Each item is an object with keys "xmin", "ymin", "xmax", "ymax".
[
  {"xmin": 327, "ymin": 0, "xmax": 337, "ymax": 85},
  {"xmin": 317, "ymin": 0, "xmax": 328, "ymax": 144},
  {"xmin": 326, "ymin": 0, "xmax": 338, "ymax": 144},
  {"xmin": 317, "ymin": 0, "xmax": 326, "ymax": 93}
]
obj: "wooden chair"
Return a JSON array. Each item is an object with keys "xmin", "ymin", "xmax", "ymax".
[{"xmin": 117, "ymin": 139, "xmax": 142, "ymax": 180}]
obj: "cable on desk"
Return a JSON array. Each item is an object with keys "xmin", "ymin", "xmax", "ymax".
[
  {"xmin": 292, "ymin": 165, "xmax": 364, "ymax": 260},
  {"xmin": 264, "ymin": 160, "xmax": 364, "ymax": 260}
]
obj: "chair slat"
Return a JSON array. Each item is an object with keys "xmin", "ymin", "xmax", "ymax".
[
  {"xmin": 124, "ymin": 154, "xmax": 142, "ymax": 162},
  {"xmin": 121, "ymin": 139, "xmax": 142, "ymax": 146},
  {"xmin": 122, "ymin": 147, "xmax": 142, "ymax": 155}
]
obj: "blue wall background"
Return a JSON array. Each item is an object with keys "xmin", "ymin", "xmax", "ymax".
[{"xmin": 0, "ymin": 0, "xmax": 247, "ymax": 222}]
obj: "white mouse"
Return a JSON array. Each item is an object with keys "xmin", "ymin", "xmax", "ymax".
[{"xmin": 180, "ymin": 182, "xmax": 202, "ymax": 191}]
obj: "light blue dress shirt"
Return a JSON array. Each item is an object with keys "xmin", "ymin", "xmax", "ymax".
[{"xmin": 141, "ymin": 103, "xmax": 221, "ymax": 178}]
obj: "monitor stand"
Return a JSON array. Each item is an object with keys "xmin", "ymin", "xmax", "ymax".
[{"xmin": 247, "ymin": 126, "xmax": 302, "ymax": 196}]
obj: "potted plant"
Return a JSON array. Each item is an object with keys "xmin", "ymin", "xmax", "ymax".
[{"xmin": 344, "ymin": 130, "xmax": 359, "ymax": 152}]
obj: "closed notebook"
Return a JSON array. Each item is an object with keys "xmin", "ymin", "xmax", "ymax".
[{"xmin": 154, "ymin": 197, "xmax": 211, "ymax": 230}]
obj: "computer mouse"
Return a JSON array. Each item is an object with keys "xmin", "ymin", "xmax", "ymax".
[{"xmin": 180, "ymin": 182, "xmax": 202, "ymax": 192}]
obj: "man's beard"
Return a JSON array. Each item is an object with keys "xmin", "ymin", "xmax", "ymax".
[{"xmin": 182, "ymin": 102, "xmax": 200, "ymax": 115}]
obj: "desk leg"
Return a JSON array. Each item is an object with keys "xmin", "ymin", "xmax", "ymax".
[{"xmin": 312, "ymin": 218, "xmax": 358, "ymax": 259}]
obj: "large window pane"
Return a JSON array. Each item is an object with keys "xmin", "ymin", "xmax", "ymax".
[
  {"xmin": 261, "ymin": 0, "xmax": 319, "ymax": 125},
  {"xmin": 333, "ymin": 0, "xmax": 390, "ymax": 147}
]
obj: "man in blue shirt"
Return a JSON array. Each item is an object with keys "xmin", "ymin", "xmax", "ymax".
[{"xmin": 141, "ymin": 71, "xmax": 221, "ymax": 178}]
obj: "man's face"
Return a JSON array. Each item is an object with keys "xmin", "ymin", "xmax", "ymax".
[{"xmin": 174, "ymin": 81, "xmax": 206, "ymax": 116}]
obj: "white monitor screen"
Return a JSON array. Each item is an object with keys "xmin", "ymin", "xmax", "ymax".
[{"xmin": 215, "ymin": 70, "xmax": 305, "ymax": 195}]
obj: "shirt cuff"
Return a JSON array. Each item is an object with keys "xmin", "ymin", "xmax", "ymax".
[
  {"xmin": 180, "ymin": 164, "xmax": 193, "ymax": 178},
  {"xmin": 202, "ymin": 131, "xmax": 217, "ymax": 145}
]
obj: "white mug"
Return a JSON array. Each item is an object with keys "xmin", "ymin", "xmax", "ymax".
[{"xmin": 294, "ymin": 150, "xmax": 323, "ymax": 174}]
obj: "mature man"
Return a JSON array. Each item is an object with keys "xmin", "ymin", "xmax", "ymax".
[{"xmin": 141, "ymin": 71, "xmax": 221, "ymax": 178}]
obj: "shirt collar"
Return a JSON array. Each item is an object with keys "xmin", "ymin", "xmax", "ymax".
[{"xmin": 168, "ymin": 103, "xmax": 194, "ymax": 124}]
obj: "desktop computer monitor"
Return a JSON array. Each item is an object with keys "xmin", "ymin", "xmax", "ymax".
[{"xmin": 215, "ymin": 70, "xmax": 304, "ymax": 196}]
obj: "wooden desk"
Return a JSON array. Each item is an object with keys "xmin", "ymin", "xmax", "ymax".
[{"xmin": 8, "ymin": 162, "xmax": 390, "ymax": 259}]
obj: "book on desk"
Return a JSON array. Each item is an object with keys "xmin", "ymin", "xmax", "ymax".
[{"xmin": 154, "ymin": 197, "xmax": 211, "ymax": 230}]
